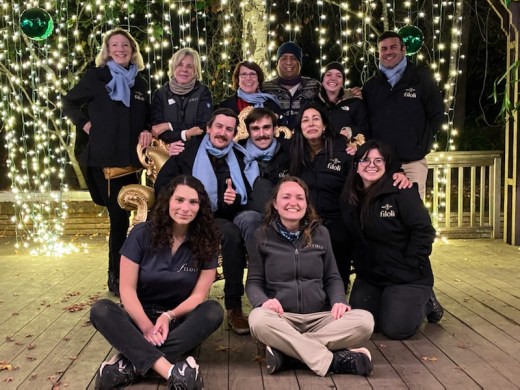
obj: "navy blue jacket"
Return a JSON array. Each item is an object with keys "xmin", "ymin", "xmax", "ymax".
[
  {"xmin": 342, "ymin": 182, "xmax": 435, "ymax": 286},
  {"xmin": 362, "ymin": 62, "xmax": 446, "ymax": 162}
]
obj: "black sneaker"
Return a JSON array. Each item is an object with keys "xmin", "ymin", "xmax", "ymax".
[
  {"xmin": 426, "ymin": 292, "xmax": 444, "ymax": 323},
  {"xmin": 167, "ymin": 356, "xmax": 203, "ymax": 390},
  {"xmin": 330, "ymin": 348, "xmax": 373, "ymax": 376},
  {"xmin": 265, "ymin": 346, "xmax": 285, "ymax": 374},
  {"xmin": 95, "ymin": 353, "xmax": 137, "ymax": 389}
]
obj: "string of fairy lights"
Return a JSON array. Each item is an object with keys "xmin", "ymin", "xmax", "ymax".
[{"xmin": 0, "ymin": 0, "xmax": 464, "ymax": 254}]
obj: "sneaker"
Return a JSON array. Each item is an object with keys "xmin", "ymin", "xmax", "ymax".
[
  {"xmin": 426, "ymin": 292, "xmax": 444, "ymax": 323},
  {"xmin": 330, "ymin": 348, "xmax": 373, "ymax": 376},
  {"xmin": 95, "ymin": 353, "xmax": 137, "ymax": 389},
  {"xmin": 227, "ymin": 308, "xmax": 250, "ymax": 335},
  {"xmin": 265, "ymin": 346, "xmax": 285, "ymax": 374},
  {"xmin": 167, "ymin": 356, "xmax": 204, "ymax": 390}
]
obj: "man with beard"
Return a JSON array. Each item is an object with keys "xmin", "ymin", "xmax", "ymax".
[
  {"xmin": 155, "ymin": 108, "xmax": 259, "ymax": 335},
  {"xmin": 232, "ymin": 107, "xmax": 291, "ymax": 247}
]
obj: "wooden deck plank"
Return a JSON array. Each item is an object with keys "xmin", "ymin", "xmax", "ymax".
[{"xmin": 1, "ymin": 238, "xmax": 520, "ymax": 389}]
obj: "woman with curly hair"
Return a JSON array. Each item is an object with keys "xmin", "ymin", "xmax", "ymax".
[
  {"xmin": 246, "ymin": 176, "xmax": 374, "ymax": 378},
  {"xmin": 90, "ymin": 175, "xmax": 223, "ymax": 390}
]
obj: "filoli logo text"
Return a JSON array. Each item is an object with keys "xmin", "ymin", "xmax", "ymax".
[
  {"xmin": 380, "ymin": 203, "xmax": 396, "ymax": 218},
  {"xmin": 327, "ymin": 158, "xmax": 342, "ymax": 171},
  {"xmin": 404, "ymin": 88, "xmax": 417, "ymax": 98}
]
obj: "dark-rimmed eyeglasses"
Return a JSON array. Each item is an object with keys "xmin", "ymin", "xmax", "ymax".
[{"xmin": 358, "ymin": 157, "xmax": 385, "ymax": 167}]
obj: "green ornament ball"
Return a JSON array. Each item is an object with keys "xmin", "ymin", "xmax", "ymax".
[
  {"xmin": 20, "ymin": 8, "xmax": 54, "ymax": 41},
  {"xmin": 398, "ymin": 25, "xmax": 424, "ymax": 56}
]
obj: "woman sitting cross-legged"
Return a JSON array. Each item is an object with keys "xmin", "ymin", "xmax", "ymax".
[
  {"xmin": 246, "ymin": 176, "xmax": 375, "ymax": 377},
  {"xmin": 90, "ymin": 175, "xmax": 223, "ymax": 389}
]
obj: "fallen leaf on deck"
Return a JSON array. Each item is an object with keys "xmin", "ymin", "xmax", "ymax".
[
  {"xmin": 28, "ymin": 343, "xmax": 36, "ymax": 350},
  {"xmin": 63, "ymin": 337, "xmax": 71, "ymax": 342},
  {"xmin": 26, "ymin": 356, "xmax": 37, "ymax": 361},
  {"xmin": 5, "ymin": 336, "xmax": 14, "ymax": 342},
  {"xmin": 15, "ymin": 341, "xmax": 24, "ymax": 346},
  {"xmin": 0, "ymin": 361, "xmax": 12, "ymax": 371},
  {"xmin": 56, "ymin": 370, "xmax": 64, "ymax": 374},
  {"xmin": 64, "ymin": 303, "xmax": 86, "ymax": 312},
  {"xmin": 421, "ymin": 356, "xmax": 438, "ymax": 361},
  {"xmin": 379, "ymin": 343, "xmax": 387, "ymax": 348},
  {"xmin": 30, "ymin": 374, "xmax": 37, "ymax": 380},
  {"xmin": 12, "ymin": 312, "xmax": 19, "ymax": 316},
  {"xmin": 457, "ymin": 342, "xmax": 469, "ymax": 349},
  {"xmin": 25, "ymin": 334, "xmax": 33, "ymax": 338},
  {"xmin": 253, "ymin": 355, "xmax": 264, "ymax": 362},
  {"xmin": 68, "ymin": 356, "xmax": 77, "ymax": 361},
  {"xmin": 215, "ymin": 345, "xmax": 230, "ymax": 352},
  {"xmin": 3, "ymin": 377, "xmax": 14, "ymax": 382}
]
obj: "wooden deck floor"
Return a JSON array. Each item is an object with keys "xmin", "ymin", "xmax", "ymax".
[{"xmin": 0, "ymin": 236, "xmax": 519, "ymax": 389}]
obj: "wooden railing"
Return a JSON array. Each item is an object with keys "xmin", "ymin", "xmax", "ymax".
[{"xmin": 426, "ymin": 151, "xmax": 502, "ymax": 239}]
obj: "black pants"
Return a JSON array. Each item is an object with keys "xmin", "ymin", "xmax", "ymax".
[
  {"xmin": 324, "ymin": 218, "xmax": 352, "ymax": 290},
  {"xmin": 216, "ymin": 218, "xmax": 247, "ymax": 310},
  {"xmin": 349, "ymin": 278, "xmax": 431, "ymax": 340},
  {"xmin": 88, "ymin": 167, "xmax": 139, "ymax": 281},
  {"xmin": 90, "ymin": 299, "xmax": 224, "ymax": 375}
]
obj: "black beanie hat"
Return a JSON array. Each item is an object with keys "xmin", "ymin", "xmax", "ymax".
[
  {"xmin": 277, "ymin": 42, "xmax": 303, "ymax": 64},
  {"xmin": 321, "ymin": 61, "xmax": 345, "ymax": 82}
]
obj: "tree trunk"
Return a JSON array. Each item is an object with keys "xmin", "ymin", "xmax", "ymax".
[{"xmin": 241, "ymin": 0, "xmax": 268, "ymax": 72}]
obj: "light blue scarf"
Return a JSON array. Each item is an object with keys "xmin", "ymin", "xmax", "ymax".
[
  {"xmin": 192, "ymin": 134, "xmax": 259, "ymax": 211},
  {"xmin": 106, "ymin": 60, "xmax": 138, "ymax": 107},
  {"xmin": 237, "ymin": 88, "xmax": 280, "ymax": 107},
  {"xmin": 245, "ymin": 138, "xmax": 278, "ymax": 162},
  {"xmin": 379, "ymin": 57, "xmax": 407, "ymax": 88}
]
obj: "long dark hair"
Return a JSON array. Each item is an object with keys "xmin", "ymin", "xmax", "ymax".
[
  {"xmin": 341, "ymin": 140, "xmax": 398, "ymax": 225},
  {"xmin": 264, "ymin": 176, "xmax": 320, "ymax": 246},
  {"xmin": 289, "ymin": 102, "xmax": 336, "ymax": 176},
  {"xmin": 149, "ymin": 175, "xmax": 220, "ymax": 266}
]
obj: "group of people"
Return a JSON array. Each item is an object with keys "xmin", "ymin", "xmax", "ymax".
[{"xmin": 62, "ymin": 27, "xmax": 446, "ymax": 389}]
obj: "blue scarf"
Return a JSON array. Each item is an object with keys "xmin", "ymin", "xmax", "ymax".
[
  {"xmin": 379, "ymin": 57, "xmax": 407, "ymax": 88},
  {"xmin": 276, "ymin": 219, "xmax": 301, "ymax": 244},
  {"xmin": 106, "ymin": 60, "xmax": 138, "ymax": 107},
  {"xmin": 237, "ymin": 88, "xmax": 280, "ymax": 107},
  {"xmin": 192, "ymin": 134, "xmax": 259, "ymax": 211},
  {"xmin": 245, "ymin": 138, "xmax": 278, "ymax": 162}
]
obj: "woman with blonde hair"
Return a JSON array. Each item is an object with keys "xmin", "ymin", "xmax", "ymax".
[
  {"xmin": 63, "ymin": 28, "xmax": 152, "ymax": 295},
  {"xmin": 151, "ymin": 48, "xmax": 212, "ymax": 143}
]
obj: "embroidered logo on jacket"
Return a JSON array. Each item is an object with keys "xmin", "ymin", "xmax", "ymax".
[
  {"xmin": 341, "ymin": 106, "xmax": 350, "ymax": 111},
  {"xmin": 403, "ymin": 88, "xmax": 417, "ymax": 98},
  {"xmin": 134, "ymin": 91, "xmax": 145, "ymax": 101},
  {"xmin": 380, "ymin": 203, "xmax": 396, "ymax": 218},
  {"xmin": 327, "ymin": 158, "xmax": 342, "ymax": 172}
]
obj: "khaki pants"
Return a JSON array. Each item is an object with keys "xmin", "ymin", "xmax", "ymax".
[
  {"xmin": 249, "ymin": 308, "xmax": 374, "ymax": 376},
  {"xmin": 401, "ymin": 158, "xmax": 428, "ymax": 200}
]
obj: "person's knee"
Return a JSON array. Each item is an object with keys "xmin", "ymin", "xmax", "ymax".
[
  {"xmin": 381, "ymin": 321, "xmax": 418, "ymax": 340},
  {"xmin": 202, "ymin": 300, "xmax": 224, "ymax": 327},
  {"xmin": 90, "ymin": 299, "xmax": 115, "ymax": 324}
]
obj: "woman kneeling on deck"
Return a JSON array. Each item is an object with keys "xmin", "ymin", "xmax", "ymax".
[
  {"xmin": 246, "ymin": 176, "xmax": 374, "ymax": 377},
  {"xmin": 90, "ymin": 175, "xmax": 223, "ymax": 390}
]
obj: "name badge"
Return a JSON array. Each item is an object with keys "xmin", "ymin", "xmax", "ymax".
[{"xmin": 168, "ymin": 99, "xmax": 176, "ymax": 105}]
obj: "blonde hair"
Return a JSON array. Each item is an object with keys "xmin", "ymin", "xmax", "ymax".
[
  {"xmin": 168, "ymin": 48, "xmax": 202, "ymax": 81},
  {"xmin": 95, "ymin": 28, "xmax": 145, "ymax": 71}
]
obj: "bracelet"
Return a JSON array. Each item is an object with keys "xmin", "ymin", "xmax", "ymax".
[{"xmin": 162, "ymin": 310, "xmax": 176, "ymax": 322}]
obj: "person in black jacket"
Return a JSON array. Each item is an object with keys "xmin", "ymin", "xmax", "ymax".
[
  {"xmin": 155, "ymin": 108, "xmax": 259, "ymax": 336},
  {"xmin": 341, "ymin": 140, "xmax": 444, "ymax": 340},
  {"xmin": 62, "ymin": 28, "xmax": 152, "ymax": 296},
  {"xmin": 219, "ymin": 61, "xmax": 282, "ymax": 119},
  {"xmin": 362, "ymin": 31, "xmax": 447, "ymax": 199},
  {"xmin": 315, "ymin": 61, "xmax": 369, "ymax": 139},
  {"xmin": 232, "ymin": 107, "xmax": 291, "ymax": 248},
  {"xmin": 151, "ymin": 48, "xmax": 212, "ymax": 144},
  {"xmin": 246, "ymin": 176, "xmax": 374, "ymax": 377}
]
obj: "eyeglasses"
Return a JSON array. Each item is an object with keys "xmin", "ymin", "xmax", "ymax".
[
  {"xmin": 239, "ymin": 72, "xmax": 258, "ymax": 78},
  {"xmin": 358, "ymin": 157, "xmax": 385, "ymax": 167}
]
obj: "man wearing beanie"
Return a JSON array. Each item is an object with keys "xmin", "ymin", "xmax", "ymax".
[
  {"xmin": 262, "ymin": 41, "xmax": 320, "ymax": 130},
  {"xmin": 316, "ymin": 61, "xmax": 370, "ymax": 139},
  {"xmin": 362, "ymin": 31, "xmax": 446, "ymax": 200}
]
